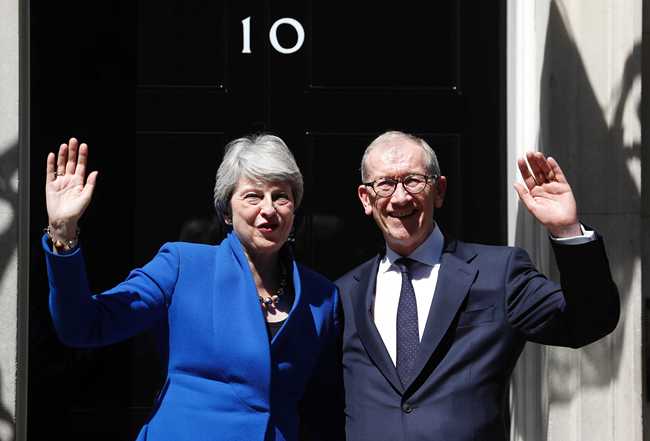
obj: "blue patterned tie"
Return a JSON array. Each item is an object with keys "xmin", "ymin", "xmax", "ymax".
[{"xmin": 395, "ymin": 257, "xmax": 419, "ymax": 385}]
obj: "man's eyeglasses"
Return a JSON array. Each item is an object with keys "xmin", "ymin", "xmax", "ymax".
[{"xmin": 363, "ymin": 174, "xmax": 437, "ymax": 198}]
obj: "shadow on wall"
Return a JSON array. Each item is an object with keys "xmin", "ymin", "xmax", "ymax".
[
  {"xmin": 512, "ymin": 2, "xmax": 641, "ymax": 440},
  {"xmin": 0, "ymin": 141, "xmax": 18, "ymax": 441}
]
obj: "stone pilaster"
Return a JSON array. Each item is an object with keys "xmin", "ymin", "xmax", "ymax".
[
  {"xmin": 0, "ymin": 0, "xmax": 20, "ymax": 438},
  {"xmin": 508, "ymin": 1, "xmax": 643, "ymax": 440}
]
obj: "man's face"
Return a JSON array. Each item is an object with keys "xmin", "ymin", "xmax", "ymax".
[{"xmin": 358, "ymin": 140, "xmax": 446, "ymax": 256}]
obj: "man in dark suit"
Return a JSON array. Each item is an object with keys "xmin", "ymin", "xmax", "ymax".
[{"xmin": 336, "ymin": 131, "xmax": 619, "ymax": 441}]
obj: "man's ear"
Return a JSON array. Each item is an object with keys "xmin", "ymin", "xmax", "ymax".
[
  {"xmin": 434, "ymin": 176, "xmax": 447, "ymax": 209},
  {"xmin": 358, "ymin": 185, "xmax": 374, "ymax": 216}
]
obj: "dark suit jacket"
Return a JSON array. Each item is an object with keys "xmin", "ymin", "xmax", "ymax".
[{"xmin": 336, "ymin": 235, "xmax": 619, "ymax": 441}]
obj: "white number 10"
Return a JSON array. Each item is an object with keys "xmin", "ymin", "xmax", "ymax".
[{"xmin": 241, "ymin": 17, "xmax": 305, "ymax": 55}]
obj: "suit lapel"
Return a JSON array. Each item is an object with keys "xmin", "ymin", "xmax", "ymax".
[
  {"xmin": 405, "ymin": 239, "xmax": 477, "ymax": 390},
  {"xmin": 351, "ymin": 256, "xmax": 404, "ymax": 393},
  {"xmin": 213, "ymin": 233, "xmax": 271, "ymax": 407},
  {"xmin": 270, "ymin": 260, "xmax": 304, "ymax": 349}
]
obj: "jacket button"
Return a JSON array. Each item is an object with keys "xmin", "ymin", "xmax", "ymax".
[{"xmin": 402, "ymin": 403, "xmax": 413, "ymax": 413}]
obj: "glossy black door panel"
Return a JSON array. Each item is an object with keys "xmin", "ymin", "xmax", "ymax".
[{"xmin": 29, "ymin": 1, "xmax": 505, "ymax": 438}]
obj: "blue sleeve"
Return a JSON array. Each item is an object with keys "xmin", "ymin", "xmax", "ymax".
[{"xmin": 43, "ymin": 234, "xmax": 178, "ymax": 347}]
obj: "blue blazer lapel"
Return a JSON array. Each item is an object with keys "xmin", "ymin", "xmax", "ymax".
[
  {"xmin": 213, "ymin": 232, "xmax": 271, "ymax": 408},
  {"xmin": 351, "ymin": 256, "xmax": 404, "ymax": 394},
  {"xmin": 270, "ymin": 260, "xmax": 303, "ymax": 348},
  {"xmin": 405, "ymin": 239, "xmax": 477, "ymax": 390}
]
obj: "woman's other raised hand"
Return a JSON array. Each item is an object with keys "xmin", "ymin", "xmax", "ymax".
[{"xmin": 45, "ymin": 138, "xmax": 98, "ymax": 242}]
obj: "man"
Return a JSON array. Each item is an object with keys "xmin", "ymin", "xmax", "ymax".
[{"xmin": 336, "ymin": 131, "xmax": 619, "ymax": 441}]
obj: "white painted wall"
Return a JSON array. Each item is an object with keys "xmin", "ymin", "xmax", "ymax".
[
  {"xmin": 0, "ymin": 0, "xmax": 19, "ymax": 438},
  {"xmin": 508, "ymin": 1, "xmax": 643, "ymax": 440}
]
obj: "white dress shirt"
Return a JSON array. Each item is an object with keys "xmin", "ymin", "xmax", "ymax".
[
  {"xmin": 374, "ymin": 226, "xmax": 444, "ymax": 365},
  {"xmin": 373, "ymin": 223, "xmax": 595, "ymax": 366}
]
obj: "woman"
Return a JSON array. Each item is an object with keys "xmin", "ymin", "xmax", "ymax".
[{"xmin": 43, "ymin": 135, "xmax": 342, "ymax": 441}]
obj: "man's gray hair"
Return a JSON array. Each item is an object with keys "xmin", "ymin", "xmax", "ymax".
[
  {"xmin": 360, "ymin": 131, "xmax": 440, "ymax": 182},
  {"xmin": 214, "ymin": 134, "xmax": 303, "ymax": 223}
]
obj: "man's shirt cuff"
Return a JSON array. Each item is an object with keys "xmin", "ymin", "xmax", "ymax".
[{"xmin": 550, "ymin": 223, "xmax": 595, "ymax": 245}]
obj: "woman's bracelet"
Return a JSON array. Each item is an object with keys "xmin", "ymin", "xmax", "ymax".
[{"xmin": 44, "ymin": 225, "xmax": 80, "ymax": 253}]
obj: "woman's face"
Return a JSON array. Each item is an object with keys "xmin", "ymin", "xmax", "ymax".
[{"xmin": 229, "ymin": 177, "xmax": 295, "ymax": 259}]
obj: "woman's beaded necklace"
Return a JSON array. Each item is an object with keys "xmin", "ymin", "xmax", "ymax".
[{"xmin": 258, "ymin": 264, "xmax": 287, "ymax": 311}]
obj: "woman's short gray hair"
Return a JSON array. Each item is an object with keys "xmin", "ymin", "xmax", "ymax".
[
  {"xmin": 214, "ymin": 134, "xmax": 303, "ymax": 223},
  {"xmin": 360, "ymin": 131, "xmax": 440, "ymax": 182}
]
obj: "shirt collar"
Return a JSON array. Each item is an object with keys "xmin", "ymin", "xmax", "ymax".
[{"xmin": 380, "ymin": 224, "xmax": 444, "ymax": 273}]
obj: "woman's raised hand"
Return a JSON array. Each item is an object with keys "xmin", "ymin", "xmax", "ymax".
[{"xmin": 45, "ymin": 138, "xmax": 98, "ymax": 241}]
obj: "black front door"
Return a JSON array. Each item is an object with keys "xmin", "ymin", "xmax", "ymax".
[{"xmin": 28, "ymin": 1, "xmax": 505, "ymax": 439}]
